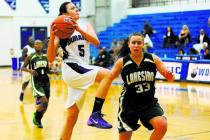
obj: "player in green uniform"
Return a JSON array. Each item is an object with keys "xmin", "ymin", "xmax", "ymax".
[{"xmin": 21, "ymin": 40, "xmax": 50, "ymax": 128}]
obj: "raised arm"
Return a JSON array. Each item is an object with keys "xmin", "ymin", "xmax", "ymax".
[
  {"xmin": 153, "ymin": 54, "xmax": 174, "ymax": 81},
  {"xmin": 47, "ymin": 30, "xmax": 60, "ymax": 63},
  {"xmin": 76, "ymin": 23, "xmax": 100, "ymax": 47}
]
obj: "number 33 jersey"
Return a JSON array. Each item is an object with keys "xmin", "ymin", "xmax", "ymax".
[
  {"xmin": 59, "ymin": 22, "xmax": 90, "ymax": 64},
  {"xmin": 121, "ymin": 53, "xmax": 157, "ymax": 107}
]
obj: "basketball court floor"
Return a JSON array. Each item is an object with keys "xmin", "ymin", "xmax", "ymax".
[{"xmin": 1, "ymin": 68, "xmax": 210, "ymax": 140}]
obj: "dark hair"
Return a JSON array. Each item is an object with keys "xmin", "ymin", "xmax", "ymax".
[
  {"xmin": 166, "ymin": 26, "xmax": 175, "ymax": 36},
  {"xmin": 59, "ymin": 2, "xmax": 71, "ymax": 16},
  {"xmin": 117, "ymin": 38, "xmax": 129, "ymax": 59},
  {"xmin": 27, "ymin": 36, "xmax": 34, "ymax": 47},
  {"xmin": 178, "ymin": 48, "xmax": 185, "ymax": 54},
  {"xmin": 117, "ymin": 32, "xmax": 144, "ymax": 59},
  {"xmin": 128, "ymin": 32, "xmax": 144, "ymax": 41}
]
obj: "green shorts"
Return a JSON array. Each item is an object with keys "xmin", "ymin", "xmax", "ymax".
[{"xmin": 31, "ymin": 76, "xmax": 50, "ymax": 98}]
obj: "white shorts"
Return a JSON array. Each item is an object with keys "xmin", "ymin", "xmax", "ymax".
[
  {"xmin": 65, "ymin": 88, "xmax": 86, "ymax": 109},
  {"xmin": 193, "ymin": 44, "xmax": 204, "ymax": 53},
  {"xmin": 62, "ymin": 62, "xmax": 101, "ymax": 108}
]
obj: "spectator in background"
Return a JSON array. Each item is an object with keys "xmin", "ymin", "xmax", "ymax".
[
  {"xmin": 190, "ymin": 29, "xmax": 209, "ymax": 54},
  {"xmin": 111, "ymin": 38, "xmax": 120, "ymax": 49},
  {"xmin": 178, "ymin": 48, "xmax": 185, "ymax": 55},
  {"xmin": 118, "ymin": 38, "xmax": 127, "ymax": 49},
  {"xmin": 94, "ymin": 47, "xmax": 110, "ymax": 68},
  {"xmin": 196, "ymin": 29, "xmax": 209, "ymax": 46},
  {"xmin": 49, "ymin": 48, "xmax": 63, "ymax": 74},
  {"xmin": 110, "ymin": 39, "xmax": 120, "ymax": 61},
  {"xmin": 42, "ymin": 37, "xmax": 50, "ymax": 54},
  {"xmin": 142, "ymin": 21, "xmax": 155, "ymax": 52},
  {"xmin": 108, "ymin": 50, "xmax": 115, "ymax": 66},
  {"xmin": 163, "ymin": 26, "xmax": 176, "ymax": 48},
  {"xmin": 114, "ymin": 38, "xmax": 126, "ymax": 56},
  {"xmin": 142, "ymin": 21, "xmax": 156, "ymax": 37},
  {"xmin": 144, "ymin": 34, "xmax": 153, "ymax": 52},
  {"xmin": 177, "ymin": 24, "xmax": 191, "ymax": 47},
  {"xmin": 109, "ymin": 38, "xmax": 129, "ymax": 66},
  {"xmin": 204, "ymin": 48, "xmax": 210, "ymax": 59},
  {"xmin": 109, "ymin": 38, "xmax": 126, "ymax": 64}
]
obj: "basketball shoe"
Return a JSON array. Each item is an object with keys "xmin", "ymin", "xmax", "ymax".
[
  {"xmin": 33, "ymin": 112, "xmax": 43, "ymax": 128},
  {"xmin": 87, "ymin": 111, "xmax": 112, "ymax": 129},
  {"xmin": 19, "ymin": 92, "xmax": 24, "ymax": 102}
]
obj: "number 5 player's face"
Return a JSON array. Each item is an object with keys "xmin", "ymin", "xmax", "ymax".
[{"xmin": 66, "ymin": 3, "xmax": 79, "ymax": 21}]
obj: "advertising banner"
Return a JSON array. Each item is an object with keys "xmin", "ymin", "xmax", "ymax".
[{"xmin": 187, "ymin": 63, "xmax": 210, "ymax": 82}]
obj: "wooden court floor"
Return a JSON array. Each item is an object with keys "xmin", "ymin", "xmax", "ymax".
[{"xmin": 1, "ymin": 68, "xmax": 210, "ymax": 140}]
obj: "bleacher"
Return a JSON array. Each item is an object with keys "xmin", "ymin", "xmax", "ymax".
[{"xmin": 91, "ymin": 9, "xmax": 210, "ymax": 58}]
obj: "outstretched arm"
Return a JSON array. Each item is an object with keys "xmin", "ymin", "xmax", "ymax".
[
  {"xmin": 47, "ymin": 30, "xmax": 59, "ymax": 63},
  {"xmin": 76, "ymin": 23, "xmax": 100, "ymax": 47},
  {"xmin": 153, "ymin": 54, "xmax": 174, "ymax": 81}
]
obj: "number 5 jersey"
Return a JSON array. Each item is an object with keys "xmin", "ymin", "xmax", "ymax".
[{"xmin": 59, "ymin": 22, "xmax": 90, "ymax": 64}]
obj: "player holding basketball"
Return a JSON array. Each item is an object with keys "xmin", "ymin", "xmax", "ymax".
[
  {"xmin": 22, "ymin": 40, "xmax": 50, "ymax": 128},
  {"xmin": 108, "ymin": 32, "xmax": 174, "ymax": 140},
  {"xmin": 47, "ymin": 2, "xmax": 112, "ymax": 140}
]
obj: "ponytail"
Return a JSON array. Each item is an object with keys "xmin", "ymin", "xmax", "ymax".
[
  {"xmin": 59, "ymin": 2, "xmax": 71, "ymax": 16},
  {"xmin": 117, "ymin": 32, "xmax": 144, "ymax": 59},
  {"xmin": 117, "ymin": 38, "xmax": 129, "ymax": 59}
]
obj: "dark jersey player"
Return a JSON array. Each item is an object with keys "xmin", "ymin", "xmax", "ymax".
[
  {"xmin": 108, "ymin": 32, "xmax": 174, "ymax": 140},
  {"xmin": 21, "ymin": 40, "xmax": 50, "ymax": 128}
]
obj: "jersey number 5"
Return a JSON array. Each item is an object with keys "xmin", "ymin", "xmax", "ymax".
[{"xmin": 78, "ymin": 45, "xmax": 85, "ymax": 57}]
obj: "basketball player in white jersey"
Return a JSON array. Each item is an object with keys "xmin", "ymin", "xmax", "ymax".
[
  {"xmin": 47, "ymin": 2, "xmax": 113, "ymax": 140},
  {"xmin": 19, "ymin": 36, "xmax": 34, "ymax": 101}
]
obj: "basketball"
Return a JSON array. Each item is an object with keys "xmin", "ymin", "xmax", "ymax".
[{"xmin": 51, "ymin": 15, "xmax": 76, "ymax": 39}]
